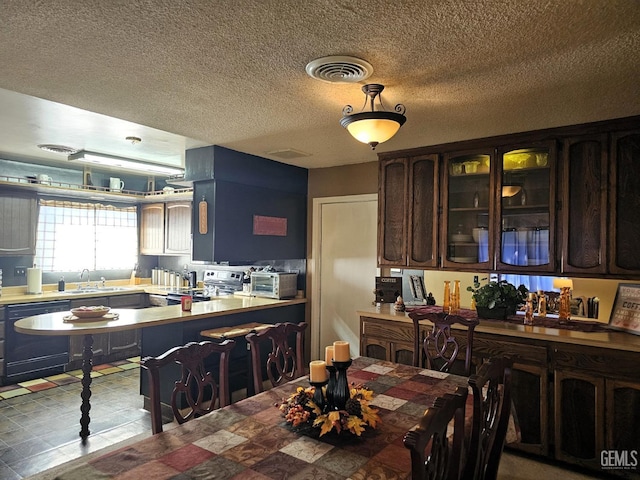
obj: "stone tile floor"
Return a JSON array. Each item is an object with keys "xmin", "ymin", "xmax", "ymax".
[
  {"xmin": 0, "ymin": 358, "xmax": 151, "ymax": 479},
  {"xmin": 0, "ymin": 358, "xmax": 604, "ymax": 479}
]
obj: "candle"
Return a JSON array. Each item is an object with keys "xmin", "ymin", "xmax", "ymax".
[
  {"xmin": 333, "ymin": 341, "xmax": 350, "ymax": 362},
  {"xmin": 309, "ymin": 360, "xmax": 328, "ymax": 382},
  {"xmin": 325, "ymin": 346, "xmax": 334, "ymax": 366}
]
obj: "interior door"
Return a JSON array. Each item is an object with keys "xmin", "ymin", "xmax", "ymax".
[{"xmin": 312, "ymin": 194, "xmax": 377, "ymax": 359}]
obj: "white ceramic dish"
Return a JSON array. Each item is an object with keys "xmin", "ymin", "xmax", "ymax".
[
  {"xmin": 451, "ymin": 256, "xmax": 478, "ymax": 263},
  {"xmin": 450, "ymin": 234, "xmax": 473, "ymax": 243},
  {"xmin": 472, "ymin": 227, "xmax": 487, "ymax": 243}
]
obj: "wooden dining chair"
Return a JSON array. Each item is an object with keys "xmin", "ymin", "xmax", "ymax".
[
  {"xmin": 409, "ymin": 310, "xmax": 479, "ymax": 376},
  {"xmin": 403, "ymin": 386, "xmax": 469, "ymax": 480},
  {"xmin": 141, "ymin": 339, "xmax": 235, "ymax": 434},
  {"xmin": 245, "ymin": 322, "xmax": 307, "ymax": 394},
  {"xmin": 463, "ymin": 356, "xmax": 513, "ymax": 480}
]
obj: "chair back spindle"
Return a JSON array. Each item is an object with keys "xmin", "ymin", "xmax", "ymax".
[
  {"xmin": 404, "ymin": 386, "xmax": 469, "ymax": 480},
  {"xmin": 246, "ymin": 322, "xmax": 307, "ymax": 393},
  {"xmin": 409, "ymin": 310, "xmax": 479, "ymax": 376},
  {"xmin": 464, "ymin": 356, "xmax": 513, "ymax": 480},
  {"xmin": 141, "ymin": 339, "xmax": 235, "ymax": 434}
]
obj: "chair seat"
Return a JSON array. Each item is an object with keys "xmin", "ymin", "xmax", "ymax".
[{"xmin": 201, "ymin": 322, "xmax": 271, "ymax": 339}]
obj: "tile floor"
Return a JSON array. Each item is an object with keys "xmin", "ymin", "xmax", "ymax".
[
  {"xmin": 0, "ymin": 360, "xmax": 604, "ymax": 480},
  {"xmin": 0, "ymin": 359, "xmax": 151, "ymax": 479}
]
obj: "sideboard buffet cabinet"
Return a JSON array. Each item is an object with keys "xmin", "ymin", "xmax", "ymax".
[
  {"xmin": 377, "ymin": 115, "xmax": 640, "ymax": 277},
  {"xmin": 359, "ymin": 306, "xmax": 640, "ymax": 477}
]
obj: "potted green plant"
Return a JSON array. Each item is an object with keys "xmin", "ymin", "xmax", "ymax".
[{"xmin": 467, "ymin": 280, "xmax": 528, "ymax": 319}]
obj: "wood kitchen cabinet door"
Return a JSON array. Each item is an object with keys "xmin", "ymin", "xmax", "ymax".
[
  {"xmin": 561, "ymin": 134, "xmax": 608, "ymax": 274},
  {"xmin": 140, "ymin": 203, "xmax": 165, "ymax": 255},
  {"xmin": 377, "ymin": 154, "xmax": 439, "ymax": 267},
  {"xmin": 0, "ymin": 191, "xmax": 37, "ymax": 255},
  {"xmin": 164, "ymin": 201, "xmax": 191, "ymax": 255},
  {"xmin": 408, "ymin": 154, "xmax": 439, "ymax": 268},
  {"xmin": 554, "ymin": 369, "xmax": 605, "ymax": 470},
  {"xmin": 378, "ymin": 158, "xmax": 408, "ymax": 266},
  {"xmin": 609, "ymin": 129, "xmax": 640, "ymax": 275}
]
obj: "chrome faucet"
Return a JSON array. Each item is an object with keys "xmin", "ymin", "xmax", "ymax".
[
  {"xmin": 79, "ymin": 269, "xmax": 91, "ymax": 288},
  {"xmin": 100, "ymin": 276, "xmax": 106, "ymax": 288}
]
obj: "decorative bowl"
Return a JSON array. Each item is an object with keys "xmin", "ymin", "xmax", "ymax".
[{"xmin": 70, "ymin": 306, "xmax": 110, "ymax": 318}]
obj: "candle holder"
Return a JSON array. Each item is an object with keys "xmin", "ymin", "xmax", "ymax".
[
  {"xmin": 331, "ymin": 359, "xmax": 352, "ymax": 411},
  {"xmin": 309, "ymin": 380, "xmax": 328, "ymax": 412},
  {"xmin": 325, "ymin": 365, "xmax": 336, "ymax": 411}
]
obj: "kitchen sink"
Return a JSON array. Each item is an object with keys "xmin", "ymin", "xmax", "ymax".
[
  {"xmin": 94, "ymin": 286, "xmax": 133, "ymax": 292},
  {"xmin": 61, "ymin": 286, "xmax": 133, "ymax": 294}
]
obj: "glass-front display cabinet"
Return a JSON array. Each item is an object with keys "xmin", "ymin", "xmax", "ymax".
[
  {"xmin": 442, "ymin": 150, "xmax": 495, "ymax": 269},
  {"xmin": 495, "ymin": 142, "xmax": 557, "ymax": 272}
]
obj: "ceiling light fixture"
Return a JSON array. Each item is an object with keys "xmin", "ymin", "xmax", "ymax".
[
  {"xmin": 340, "ymin": 84, "xmax": 406, "ymax": 150},
  {"xmin": 68, "ymin": 150, "xmax": 183, "ymax": 176}
]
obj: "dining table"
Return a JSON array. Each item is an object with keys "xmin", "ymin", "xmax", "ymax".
[{"xmin": 27, "ymin": 356, "xmax": 474, "ymax": 480}]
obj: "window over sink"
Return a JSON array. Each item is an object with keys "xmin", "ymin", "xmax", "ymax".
[{"xmin": 35, "ymin": 199, "xmax": 138, "ymax": 271}]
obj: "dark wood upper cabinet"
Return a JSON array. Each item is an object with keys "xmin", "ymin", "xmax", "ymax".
[
  {"xmin": 378, "ymin": 158, "xmax": 408, "ymax": 266},
  {"xmin": 495, "ymin": 141, "xmax": 557, "ymax": 273},
  {"xmin": 561, "ymin": 134, "xmax": 608, "ymax": 274},
  {"xmin": 408, "ymin": 155, "xmax": 439, "ymax": 267},
  {"xmin": 441, "ymin": 149, "xmax": 495, "ymax": 270},
  {"xmin": 609, "ymin": 129, "xmax": 640, "ymax": 275},
  {"xmin": 378, "ymin": 115, "xmax": 640, "ymax": 277},
  {"xmin": 378, "ymin": 155, "xmax": 439, "ymax": 267}
]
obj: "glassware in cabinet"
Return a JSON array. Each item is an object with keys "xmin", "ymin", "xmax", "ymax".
[
  {"xmin": 442, "ymin": 151, "xmax": 494, "ymax": 268},
  {"xmin": 497, "ymin": 143, "xmax": 557, "ymax": 272}
]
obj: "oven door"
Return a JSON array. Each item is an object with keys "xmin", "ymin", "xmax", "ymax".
[{"xmin": 250, "ymin": 274, "xmax": 277, "ymax": 298}]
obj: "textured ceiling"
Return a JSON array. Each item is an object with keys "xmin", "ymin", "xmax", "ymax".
[{"xmin": 0, "ymin": 0, "xmax": 639, "ymax": 170}]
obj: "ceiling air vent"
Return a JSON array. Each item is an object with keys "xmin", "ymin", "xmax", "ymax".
[
  {"xmin": 37, "ymin": 144, "xmax": 79, "ymax": 155},
  {"xmin": 305, "ymin": 56, "xmax": 373, "ymax": 83}
]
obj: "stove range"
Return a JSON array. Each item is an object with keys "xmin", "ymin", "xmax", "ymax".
[
  {"xmin": 166, "ymin": 290, "xmax": 211, "ymax": 305},
  {"xmin": 203, "ymin": 267, "xmax": 246, "ymax": 297}
]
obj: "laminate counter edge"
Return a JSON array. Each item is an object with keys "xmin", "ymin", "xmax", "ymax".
[
  {"xmin": 357, "ymin": 304, "xmax": 640, "ymax": 353},
  {"xmin": 15, "ymin": 297, "xmax": 307, "ymax": 336}
]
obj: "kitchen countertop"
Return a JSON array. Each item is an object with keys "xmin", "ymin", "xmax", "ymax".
[
  {"xmin": 0, "ymin": 283, "xmax": 151, "ymax": 305},
  {"xmin": 358, "ymin": 303, "xmax": 640, "ymax": 353},
  {"xmin": 14, "ymin": 296, "xmax": 307, "ymax": 336},
  {"xmin": 0, "ymin": 282, "xmax": 232, "ymax": 305}
]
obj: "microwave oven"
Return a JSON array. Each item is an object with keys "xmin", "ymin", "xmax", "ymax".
[{"xmin": 250, "ymin": 272, "xmax": 297, "ymax": 299}]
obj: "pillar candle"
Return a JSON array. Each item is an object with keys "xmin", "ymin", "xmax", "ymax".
[
  {"xmin": 309, "ymin": 360, "xmax": 328, "ymax": 382},
  {"xmin": 325, "ymin": 346, "xmax": 334, "ymax": 366},
  {"xmin": 333, "ymin": 341, "xmax": 350, "ymax": 362}
]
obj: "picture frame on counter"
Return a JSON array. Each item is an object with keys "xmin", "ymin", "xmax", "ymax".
[{"xmin": 608, "ymin": 283, "xmax": 640, "ymax": 336}]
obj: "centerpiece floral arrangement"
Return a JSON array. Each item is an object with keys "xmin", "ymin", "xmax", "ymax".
[{"xmin": 278, "ymin": 384, "xmax": 381, "ymax": 437}]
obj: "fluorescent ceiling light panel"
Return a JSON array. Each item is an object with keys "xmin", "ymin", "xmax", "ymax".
[{"xmin": 68, "ymin": 151, "xmax": 183, "ymax": 176}]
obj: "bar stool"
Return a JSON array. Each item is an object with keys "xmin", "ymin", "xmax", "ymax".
[{"xmin": 200, "ymin": 322, "xmax": 271, "ymax": 402}]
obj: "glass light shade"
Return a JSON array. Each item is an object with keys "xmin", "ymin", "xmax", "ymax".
[{"xmin": 346, "ymin": 118, "xmax": 401, "ymax": 146}]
